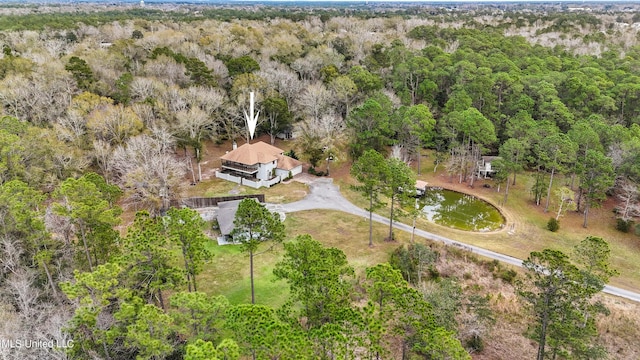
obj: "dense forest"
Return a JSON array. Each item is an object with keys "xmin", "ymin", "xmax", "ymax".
[{"xmin": 1, "ymin": 2, "xmax": 640, "ymax": 359}]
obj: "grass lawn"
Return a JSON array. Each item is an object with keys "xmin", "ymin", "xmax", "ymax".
[
  {"xmin": 284, "ymin": 209, "xmax": 412, "ymax": 274},
  {"xmin": 195, "ymin": 239, "xmax": 291, "ymax": 307},
  {"xmin": 195, "ymin": 210, "xmax": 413, "ymax": 305}
]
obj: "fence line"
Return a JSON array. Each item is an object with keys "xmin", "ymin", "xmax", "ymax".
[{"xmin": 169, "ymin": 194, "xmax": 265, "ymax": 209}]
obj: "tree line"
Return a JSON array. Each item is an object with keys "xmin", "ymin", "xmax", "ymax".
[{"xmin": 1, "ymin": 8, "xmax": 639, "ymax": 227}]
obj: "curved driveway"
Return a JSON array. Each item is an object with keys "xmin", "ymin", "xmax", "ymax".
[{"xmin": 269, "ymin": 178, "xmax": 640, "ymax": 303}]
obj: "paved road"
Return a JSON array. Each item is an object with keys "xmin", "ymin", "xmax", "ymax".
[{"xmin": 270, "ymin": 178, "xmax": 640, "ymax": 303}]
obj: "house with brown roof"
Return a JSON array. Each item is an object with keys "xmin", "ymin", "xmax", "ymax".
[{"xmin": 215, "ymin": 141, "xmax": 303, "ymax": 188}]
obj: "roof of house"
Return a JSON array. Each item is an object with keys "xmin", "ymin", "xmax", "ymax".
[
  {"xmin": 252, "ymin": 141, "xmax": 284, "ymax": 155},
  {"xmin": 216, "ymin": 200, "xmax": 242, "ymax": 236},
  {"xmin": 217, "ymin": 198, "xmax": 269, "ymax": 236},
  {"xmin": 275, "ymin": 154, "xmax": 303, "ymax": 171},
  {"xmin": 220, "ymin": 141, "xmax": 284, "ymax": 165},
  {"xmin": 416, "ymin": 180, "xmax": 428, "ymax": 190},
  {"xmin": 481, "ymin": 155, "xmax": 501, "ymax": 163}
]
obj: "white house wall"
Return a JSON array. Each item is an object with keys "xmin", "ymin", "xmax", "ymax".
[
  {"xmin": 275, "ymin": 165, "xmax": 302, "ymax": 178},
  {"xmin": 291, "ymin": 165, "xmax": 302, "ymax": 176},
  {"xmin": 257, "ymin": 161, "xmax": 277, "ymax": 180},
  {"xmin": 215, "ymin": 171, "xmax": 242, "ymax": 184},
  {"xmin": 241, "ymin": 175, "xmax": 281, "ymax": 188}
]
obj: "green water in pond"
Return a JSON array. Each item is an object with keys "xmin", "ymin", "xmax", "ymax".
[{"xmin": 420, "ymin": 188, "xmax": 505, "ymax": 232}]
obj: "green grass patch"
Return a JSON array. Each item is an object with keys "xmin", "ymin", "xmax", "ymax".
[
  {"xmin": 284, "ymin": 210, "xmax": 411, "ymax": 275},
  {"xmin": 195, "ymin": 210, "xmax": 415, "ymax": 304},
  {"xmin": 195, "ymin": 240, "xmax": 291, "ymax": 307}
]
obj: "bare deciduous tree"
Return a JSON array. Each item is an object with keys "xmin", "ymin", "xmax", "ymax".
[
  {"xmin": 0, "ymin": 74, "xmax": 37, "ymax": 121},
  {"xmin": 109, "ymin": 132, "xmax": 187, "ymax": 214},
  {"xmin": 300, "ymin": 110, "xmax": 345, "ymax": 145},
  {"xmin": 144, "ymin": 55, "xmax": 188, "ymax": 87},
  {"xmin": 6, "ymin": 268, "xmax": 41, "ymax": 319},
  {"xmin": 174, "ymin": 108, "xmax": 213, "ymax": 142},
  {"xmin": 297, "ymin": 81, "xmax": 332, "ymax": 124},
  {"xmin": 291, "ymin": 45, "xmax": 343, "ymax": 82},
  {"xmin": 0, "ymin": 257, "xmax": 72, "ymax": 360},
  {"xmin": 0, "ymin": 64, "xmax": 75, "ymax": 126},
  {"xmin": 182, "ymin": 86, "xmax": 226, "ymax": 115},
  {"xmin": 0, "ymin": 236, "xmax": 23, "ymax": 280},
  {"xmin": 54, "ymin": 111, "xmax": 87, "ymax": 145},
  {"xmin": 258, "ymin": 64, "xmax": 302, "ymax": 110},
  {"xmin": 219, "ymin": 105, "xmax": 246, "ymax": 144},
  {"xmin": 55, "ymin": 92, "xmax": 114, "ymax": 147},
  {"xmin": 174, "ymin": 107, "xmax": 218, "ymax": 181},
  {"xmin": 87, "ymin": 104, "xmax": 144, "ymax": 145},
  {"xmin": 43, "ymin": 38, "xmax": 71, "ymax": 58},
  {"xmin": 131, "ymin": 103, "xmax": 159, "ymax": 128},
  {"xmin": 92, "ymin": 140, "xmax": 113, "ymax": 181},
  {"xmin": 130, "ymin": 77, "xmax": 160, "ymax": 102},
  {"xmin": 162, "ymin": 85, "xmax": 189, "ymax": 113},
  {"xmin": 616, "ymin": 179, "xmax": 640, "ymax": 221}
]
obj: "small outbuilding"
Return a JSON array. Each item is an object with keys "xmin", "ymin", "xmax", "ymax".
[
  {"xmin": 477, "ymin": 156, "xmax": 500, "ymax": 178},
  {"xmin": 216, "ymin": 199, "xmax": 244, "ymax": 243},
  {"xmin": 415, "ymin": 180, "xmax": 429, "ymax": 196},
  {"xmin": 276, "ymin": 127, "xmax": 295, "ymax": 140}
]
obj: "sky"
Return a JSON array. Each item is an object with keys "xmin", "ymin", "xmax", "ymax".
[{"xmin": 2, "ymin": 0, "xmax": 637, "ymax": 3}]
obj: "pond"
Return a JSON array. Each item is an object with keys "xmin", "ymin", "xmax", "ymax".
[{"xmin": 420, "ymin": 188, "xmax": 505, "ymax": 232}]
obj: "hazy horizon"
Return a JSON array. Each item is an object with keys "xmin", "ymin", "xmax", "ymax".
[{"xmin": 1, "ymin": 0, "xmax": 639, "ymax": 3}]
